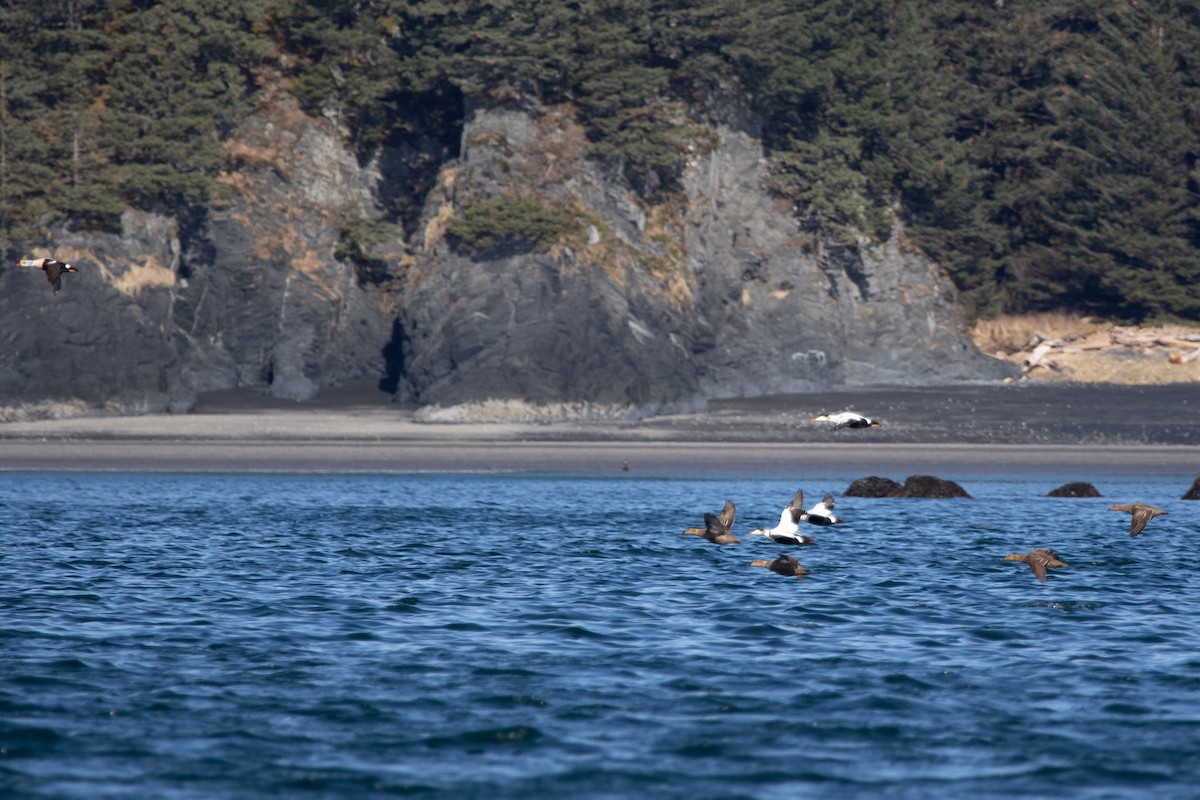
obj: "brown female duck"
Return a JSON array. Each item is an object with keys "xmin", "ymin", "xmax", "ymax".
[
  {"xmin": 1003, "ymin": 548, "xmax": 1067, "ymax": 582},
  {"xmin": 683, "ymin": 499, "xmax": 740, "ymax": 544},
  {"xmin": 750, "ymin": 554, "xmax": 811, "ymax": 579},
  {"xmin": 1107, "ymin": 502, "xmax": 1167, "ymax": 537}
]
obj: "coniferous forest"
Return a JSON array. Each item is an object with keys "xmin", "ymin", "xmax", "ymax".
[{"xmin": 2, "ymin": 0, "xmax": 1197, "ymax": 322}]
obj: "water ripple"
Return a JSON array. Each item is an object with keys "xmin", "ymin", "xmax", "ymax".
[{"xmin": 2, "ymin": 471, "xmax": 1199, "ymax": 798}]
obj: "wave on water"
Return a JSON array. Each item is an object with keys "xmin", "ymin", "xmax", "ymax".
[{"xmin": 2, "ymin": 471, "xmax": 1199, "ymax": 798}]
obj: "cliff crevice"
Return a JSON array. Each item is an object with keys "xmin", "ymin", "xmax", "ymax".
[{"xmin": 0, "ymin": 88, "xmax": 1013, "ymax": 418}]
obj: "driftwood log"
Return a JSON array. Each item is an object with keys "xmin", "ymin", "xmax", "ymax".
[{"xmin": 1009, "ymin": 326, "xmax": 1200, "ymax": 379}]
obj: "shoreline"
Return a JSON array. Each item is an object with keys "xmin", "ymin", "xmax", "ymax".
[
  {"xmin": 1, "ymin": 382, "xmax": 1198, "ymax": 477},
  {"xmin": 1, "ymin": 437, "xmax": 1196, "ymax": 478}
]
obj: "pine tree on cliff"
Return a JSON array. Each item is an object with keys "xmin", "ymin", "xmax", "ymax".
[
  {"xmin": 0, "ymin": 0, "xmax": 119, "ymax": 236},
  {"xmin": 96, "ymin": 0, "xmax": 271, "ymax": 212}
]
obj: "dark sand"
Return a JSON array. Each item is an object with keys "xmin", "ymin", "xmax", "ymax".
[{"xmin": 1, "ymin": 382, "xmax": 1197, "ymax": 477}]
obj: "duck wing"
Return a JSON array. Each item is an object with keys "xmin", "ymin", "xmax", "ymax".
[
  {"xmin": 1032, "ymin": 548, "xmax": 1066, "ymax": 568},
  {"xmin": 1129, "ymin": 507, "xmax": 1156, "ymax": 537},
  {"xmin": 1027, "ymin": 557, "xmax": 1048, "ymax": 582},
  {"xmin": 704, "ymin": 512, "xmax": 727, "ymax": 539},
  {"xmin": 717, "ymin": 499, "xmax": 736, "ymax": 532},
  {"xmin": 785, "ymin": 489, "xmax": 805, "ymax": 524}
]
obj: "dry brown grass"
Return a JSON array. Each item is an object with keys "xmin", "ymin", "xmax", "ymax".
[
  {"xmin": 0, "ymin": 398, "xmax": 151, "ymax": 423},
  {"xmin": 413, "ymin": 399, "xmax": 643, "ymax": 423},
  {"xmin": 0, "ymin": 400, "xmax": 91, "ymax": 423},
  {"xmin": 974, "ymin": 313, "xmax": 1200, "ymax": 384},
  {"xmin": 1052, "ymin": 350, "xmax": 1200, "ymax": 384},
  {"xmin": 109, "ymin": 256, "xmax": 177, "ymax": 295},
  {"xmin": 971, "ymin": 312, "xmax": 1104, "ymax": 356}
]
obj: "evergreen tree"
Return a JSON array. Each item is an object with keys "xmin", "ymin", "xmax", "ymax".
[
  {"xmin": 0, "ymin": 0, "xmax": 116, "ymax": 239},
  {"xmin": 98, "ymin": 0, "xmax": 273, "ymax": 211},
  {"xmin": 1, "ymin": 0, "xmax": 1197, "ymax": 321}
]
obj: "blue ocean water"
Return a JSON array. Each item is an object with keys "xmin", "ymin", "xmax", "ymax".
[{"xmin": 2, "ymin": 468, "xmax": 1200, "ymax": 799}]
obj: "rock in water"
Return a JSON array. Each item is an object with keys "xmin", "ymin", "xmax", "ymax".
[
  {"xmin": 1183, "ymin": 475, "xmax": 1200, "ymax": 501},
  {"xmin": 844, "ymin": 476, "xmax": 903, "ymax": 497},
  {"xmin": 895, "ymin": 475, "xmax": 971, "ymax": 498},
  {"xmin": 1048, "ymin": 482, "xmax": 1101, "ymax": 498}
]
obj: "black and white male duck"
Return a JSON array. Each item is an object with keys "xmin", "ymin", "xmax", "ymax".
[
  {"xmin": 747, "ymin": 488, "xmax": 815, "ymax": 545},
  {"xmin": 19, "ymin": 257, "xmax": 79, "ymax": 295}
]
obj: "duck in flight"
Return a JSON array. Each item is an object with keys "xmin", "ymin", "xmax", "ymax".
[
  {"xmin": 812, "ymin": 411, "xmax": 880, "ymax": 429},
  {"xmin": 750, "ymin": 554, "xmax": 811, "ymax": 580},
  {"xmin": 683, "ymin": 499, "xmax": 740, "ymax": 544},
  {"xmin": 747, "ymin": 488, "xmax": 815, "ymax": 545},
  {"xmin": 19, "ymin": 258, "xmax": 79, "ymax": 295},
  {"xmin": 801, "ymin": 492, "xmax": 844, "ymax": 526},
  {"xmin": 1003, "ymin": 548, "xmax": 1067, "ymax": 583},
  {"xmin": 1107, "ymin": 502, "xmax": 1168, "ymax": 537}
]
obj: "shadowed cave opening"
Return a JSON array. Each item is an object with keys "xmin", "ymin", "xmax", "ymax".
[{"xmin": 378, "ymin": 318, "xmax": 407, "ymax": 395}]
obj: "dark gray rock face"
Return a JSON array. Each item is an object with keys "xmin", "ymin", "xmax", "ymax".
[
  {"xmin": 0, "ymin": 211, "xmax": 184, "ymax": 412},
  {"xmin": 398, "ymin": 98, "xmax": 1013, "ymax": 409},
  {"xmin": 171, "ymin": 93, "xmax": 397, "ymax": 404},
  {"xmin": 1, "ymin": 93, "xmax": 397, "ymax": 413},
  {"xmin": 1, "ymin": 90, "xmax": 1013, "ymax": 417},
  {"xmin": 399, "ymin": 255, "xmax": 698, "ymax": 410}
]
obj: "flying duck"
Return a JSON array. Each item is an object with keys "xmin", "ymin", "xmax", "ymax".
[
  {"xmin": 812, "ymin": 411, "xmax": 880, "ymax": 429},
  {"xmin": 684, "ymin": 499, "xmax": 740, "ymax": 544},
  {"xmin": 747, "ymin": 488, "xmax": 815, "ymax": 545},
  {"xmin": 1003, "ymin": 548, "xmax": 1067, "ymax": 582},
  {"xmin": 801, "ymin": 492, "xmax": 844, "ymax": 526},
  {"xmin": 19, "ymin": 258, "xmax": 79, "ymax": 295},
  {"xmin": 1107, "ymin": 502, "xmax": 1168, "ymax": 537},
  {"xmin": 750, "ymin": 554, "xmax": 811, "ymax": 579}
]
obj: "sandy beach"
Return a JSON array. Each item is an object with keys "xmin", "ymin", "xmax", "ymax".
[{"xmin": 1, "ymin": 382, "xmax": 1198, "ymax": 477}]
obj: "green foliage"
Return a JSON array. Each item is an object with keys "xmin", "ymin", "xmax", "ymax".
[
  {"xmin": 446, "ymin": 196, "xmax": 575, "ymax": 256},
  {"xmin": 0, "ymin": 1, "xmax": 116, "ymax": 236},
  {"xmin": 336, "ymin": 202, "xmax": 400, "ymax": 284},
  {"xmin": 923, "ymin": 0, "xmax": 1200, "ymax": 320},
  {"xmin": 3, "ymin": 0, "xmax": 1199, "ymax": 321},
  {"xmin": 0, "ymin": 0, "xmax": 272, "ymax": 239},
  {"xmin": 97, "ymin": 0, "xmax": 274, "ymax": 210}
]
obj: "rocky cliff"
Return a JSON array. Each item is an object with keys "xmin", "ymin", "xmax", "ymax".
[
  {"xmin": 0, "ymin": 88, "xmax": 1013, "ymax": 420},
  {"xmin": 1, "ymin": 88, "xmax": 396, "ymax": 415},
  {"xmin": 397, "ymin": 95, "xmax": 1012, "ymax": 413}
]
